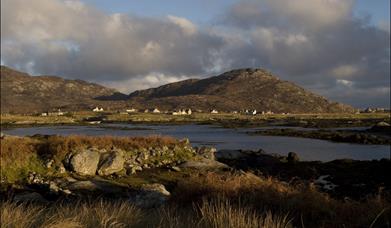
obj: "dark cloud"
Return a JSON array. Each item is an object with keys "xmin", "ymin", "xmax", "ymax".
[{"xmin": 1, "ymin": 0, "xmax": 389, "ymax": 108}]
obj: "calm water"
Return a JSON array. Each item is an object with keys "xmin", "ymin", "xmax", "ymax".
[{"xmin": 3, "ymin": 124, "xmax": 390, "ymax": 162}]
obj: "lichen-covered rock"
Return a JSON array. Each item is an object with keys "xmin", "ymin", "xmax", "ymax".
[
  {"xmin": 196, "ymin": 146, "xmax": 217, "ymax": 160},
  {"xmin": 179, "ymin": 157, "xmax": 228, "ymax": 169},
  {"xmin": 132, "ymin": 183, "xmax": 170, "ymax": 208},
  {"xmin": 97, "ymin": 149, "xmax": 125, "ymax": 176},
  {"xmin": 69, "ymin": 149, "xmax": 100, "ymax": 175}
]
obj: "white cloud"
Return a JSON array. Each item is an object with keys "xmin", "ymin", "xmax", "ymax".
[
  {"xmin": 167, "ymin": 15, "xmax": 197, "ymax": 35},
  {"xmin": 337, "ymin": 79, "xmax": 354, "ymax": 87},
  {"xmin": 102, "ymin": 73, "xmax": 191, "ymax": 93},
  {"xmin": 332, "ymin": 65, "xmax": 359, "ymax": 78}
]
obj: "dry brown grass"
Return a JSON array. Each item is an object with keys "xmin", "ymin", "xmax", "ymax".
[
  {"xmin": 0, "ymin": 199, "xmax": 292, "ymax": 228},
  {"xmin": 170, "ymin": 172, "xmax": 391, "ymax": 227},
  {"xmin": 0, "ymin": 200, "xmax": 142, "ymax": 228},
  {"xmin": 0, "ymin": 137, "xmax": 45, "ymax": 182},
  {"xmin": 41, "ymin": 135, "xmax": 180, "ymax": 161},
  {"xmin": 0, "ymin": 171, "xmax": 389, "ymax": 227}
]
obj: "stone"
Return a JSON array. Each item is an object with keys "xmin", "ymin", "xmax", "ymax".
[
  {"xmin": 196, "ymin": 146, "xmax": 217, "ymax": 160},
  {"xmin": 179, "ymin": 157, "xmax": 229, "ymax": 169},
  {"xmin": 14, "ymin": 192, "xmax": 47, "ymax": 203},
  {"xmin": 131, "ymin": 166, "xmax": 143, "ymax": 174},
  {"xmin": 27, "ymin": 172, "xmax": 45, "ymax": 184},
  {"xmin": 180, "ymin": 138, "xmax": 190, "ymax": 144},
  {"xmin": 132, "ymin": 183, "xmax": 170, "ymax": 208},
  {"xmin": 61, "ymin": 189, "xmax": 72, "ymax": 195},
  {"xmin": 49, "ymin": 181, "xmax": 60, "ymax": 193},
  {"xmin": 97, "ymin": 150, "xmax": 125, "ymax": 176},
  {"xmin": 287, "ymin": 152, "xmax": 300, "ymax": 163},
  {"xmin": 67, "ymin": 180, "xmax": 100, "ymax": 191},
  {"xmin": 69, "ymin": 149, "xmax": 100, "ymax": 175},
  {"xmin": 376, "ymin": 121, "xmax": 390, "ymax": 127},
  {"xmin": 170, "ymin": 166, "xmax": 181, "ymax": 172},
  {"xmin": 58, "ymin": 164, "xmax": 67, "ymax": 174},
  {"xmin": 45, "ymin": 159, "xmax": 54, "ymax": 169}
]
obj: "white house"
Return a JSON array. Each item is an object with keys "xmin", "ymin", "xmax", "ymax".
[
  {"xmin": 57, "ymin": 109, "xmax": 64, "ymax": 116},
  {"xmin": 93, "ymin": 107, "xmax": 104, "ymax": 112},
  {"xmin": 211, "ymin": 109, "xmax": 219, "ymax": 114},
  {"xmin": 172, "ymin": 109, "xmax": 192, "ymax": 115},
  {"xmin": 152, "ymin": 108, "xmax": 160, "ymax": 113},
  {"xmin": 126, "ymin": 108, "xmax": 137, "ymax": 113},
  {"xmin": 252, "ymin": 110, "xmax": 257, "ymax": 115}
]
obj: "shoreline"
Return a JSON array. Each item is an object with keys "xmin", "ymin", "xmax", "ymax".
[{"xmin": 1, "ymin": 134, "xmax": 390, "ymax": 227}]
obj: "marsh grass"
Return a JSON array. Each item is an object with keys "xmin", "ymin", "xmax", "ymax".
[
  {"xmin": 169, "ymin": 172, "xmax": 391, "ymax": 227},
  {"xmin": 0, "ymin": 199, "xmax": 292, "ymax": 228},
  {"xmin": 0, "ymin": 172, "xmax": 389, "ymax": 227}
]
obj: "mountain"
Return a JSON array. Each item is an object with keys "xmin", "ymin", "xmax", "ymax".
[
  {"xmin": 127, "ymin": 68, "xmax": 354, "ymax": 113},
  {"xmin": 0, "ymin": 66, "xmax": 123, "ymax": 113},
  {"xmin": 1, "ymin": 66, "xmax": 354, "ymax": 114}
]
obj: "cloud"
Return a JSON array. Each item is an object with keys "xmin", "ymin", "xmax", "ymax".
[
  {"xmin": 167, "ymin": 15, "xmax": 197, "ymax": 35},
  {"xmin": 1, "ymin": 0, "xmax": 224, "ymax": 81},
  {"xmin": 1, "ymin": 0, "xmax": 389, "ymax": 108},
  {"xmin": 216, "ymin": 0, "xmax": 390, "ymax": 107},
  {"xmin": 332, "ymin": 65, "xmax": 359, "ymax": 78}
]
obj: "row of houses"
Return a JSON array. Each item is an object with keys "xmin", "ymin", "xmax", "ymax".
[
  {"xmin": 41, "ymin": 107, "xmax": 280, "ymax": 116},
  {"xmin": 41, "ymin": 109, "xmax": 64, "ymax": 116}
]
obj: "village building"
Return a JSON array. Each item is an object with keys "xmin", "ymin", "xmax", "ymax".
[
  {"xmin": 43, "ymin": 109, "xmax": 64, "ymax": 116},
  {"xmin": 172, "ymin": 109, "xmax": 191, "ymax": 115},
  {"xmin": 211, "ymin": 109, "xmax": 219, "ymax": 114},
  {"xmin": 152, "ymin": 108, "xmax": 161, "ymax": 113},
  {"xmin": 126, "ymin": 108, "xmax": 137, "ymax": 113},
  {"xmin": 93, "ymin": 107, "xmax": 104, "ymax": 112}
]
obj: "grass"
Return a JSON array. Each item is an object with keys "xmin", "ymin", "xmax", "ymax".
[
  {"xmin": 1, "ymin": 171, "xmax": 389, "ymax": 227},
  {"xmin": 2, "ymin": 112, "xmax": 390, "ymax": 126},
  {"xmin": 0, "ymin": 198, "xmax": 293, "ymax": 228},
  {"xmin": 169, "ymin": 172, "xmax": 390, "ymax": 227}
]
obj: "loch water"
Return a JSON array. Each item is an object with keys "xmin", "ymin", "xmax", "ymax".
[{"xmin": 3, "ymin": 123, "xmax": 390, "ymax": 162}]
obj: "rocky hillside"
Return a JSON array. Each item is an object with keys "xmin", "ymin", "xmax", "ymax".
[
  {"xmin": 1, "ymin": 66, "xmax": 354, "ymax": 113},
  {"xmin": 0, "ymin": 66, "xmax": 122, "ymax": 113},
  {"xmin": 128, "ymin": 68, "xmax": 354, "ymax": 113}
]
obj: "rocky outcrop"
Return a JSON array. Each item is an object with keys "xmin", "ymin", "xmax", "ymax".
[
  {"xmin": 179, "ymin": 157, "xmax": 228, "ymax": 170},
  {"xmin": 131, "ymin": 183, "xmax": 171, "ymax": 208},
  {"xmin": 97, "ymin": 149, "xmax": 125, "ymax": 176},
  {"xmin": 69, "ymin": 149, "xmax": 101, "ymax": 175},
  {"xmin": 195, "ymin": 146, "xmax": 217, "ymax": 160}
]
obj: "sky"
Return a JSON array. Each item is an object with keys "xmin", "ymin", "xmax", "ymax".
[{"xmin": 1, "ymin": 0, "xmax": 390, "ymax": 108}]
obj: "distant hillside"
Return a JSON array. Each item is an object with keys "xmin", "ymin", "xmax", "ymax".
[
  {"xmin": 0, "ymin": 66, "xmax": 123, "ymax": 113},
  {"xmin": 127, "ymin": 68, "xmax": 354, "ymax": 113},
  {"xmin": 1, "ymin": 66, "xmax": 354, "ymax": 114}
]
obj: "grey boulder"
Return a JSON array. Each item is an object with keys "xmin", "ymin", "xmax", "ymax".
[
  {"xmin": 69, "ymin": 149, "xmax": 100, "ymax": 175},
  {"xmin": 97, "ymin": 149, "xmax": 125, "ymax": 176},
  {"xmin": 132, "ymin": 183, "xmax": 170, "ymax": 208}
]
